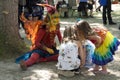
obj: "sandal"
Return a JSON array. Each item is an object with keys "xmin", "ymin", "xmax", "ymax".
[{"xmin": 98, "ymin": 70, "xmax": 110, "ymax": 74}]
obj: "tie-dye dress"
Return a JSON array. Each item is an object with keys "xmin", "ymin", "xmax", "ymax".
[{"xmin": 91, "ymin": 28, "xmax": 120, "ymax": 65}]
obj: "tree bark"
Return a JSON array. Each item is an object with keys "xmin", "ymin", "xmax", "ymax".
[{"xmin": 0, "ymin": 0, "xmax": 27, "ymax": 59}]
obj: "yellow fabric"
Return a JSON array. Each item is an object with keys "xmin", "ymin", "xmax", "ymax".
[
  {"xmin": 95, "ymin": 31, "xmax": 114, "ymax": 56},
  {"xmin": 47, "ymin": 12, "xmax": 60, "ymax": 32},
  {"xmin": 46, "ymin": 47, "xmax": 54, "ymax": 54}
]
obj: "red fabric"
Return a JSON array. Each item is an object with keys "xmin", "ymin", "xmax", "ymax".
[
  {"xmin": 25, "ymin": 53, "xmax": 40, "ymax": 66},
  {"xmin": 90, "ymin": 39, "xmax": 97, "ymax": 44},
  {"xmin": 24, "ymin": 53, "xmax": 58, "ymax": 66},
  {"xmin": 56, "ymin": 29, "xmax": 62, "ymax": 43},
  {"xmin": 32, "ymin": 28, "xmax": 62, "ymax": 50},
  {"xmin": 31, "ymin": 28, "xmax": 46, "ymax": 50},
  {"xmin": 39, "ymin": 54, "xmax": 58, "ymax": 62}
]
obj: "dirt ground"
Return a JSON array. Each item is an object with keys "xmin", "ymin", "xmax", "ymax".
[
  {"xmin": 0, "ymin": 4, "xmax": 120, "ymax": 80},
  {"xmin": 0, "ymin": 48, "xmax": 120, "ymax": 80}
]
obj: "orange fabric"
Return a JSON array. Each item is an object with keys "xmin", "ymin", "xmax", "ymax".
[
  {"xmin": 93, "ymin": 27, "xmax": 108, "ymax": 43},
  {"xmin": 20, "ymin": 14, "xmax": 43, "ymax": 44},
  {"xmin": 30, "ymin": 21, "xmax": 43, "ymax": 44}
]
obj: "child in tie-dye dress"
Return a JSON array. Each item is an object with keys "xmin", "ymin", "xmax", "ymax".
[{"xmin": 74, "ymin": 20, "xmax": 120, "ymax": 74}]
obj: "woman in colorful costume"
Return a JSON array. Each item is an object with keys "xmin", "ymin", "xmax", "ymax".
[{"xmin": 16, "ymin": 4, "xmax": 62, "ymax": 70}]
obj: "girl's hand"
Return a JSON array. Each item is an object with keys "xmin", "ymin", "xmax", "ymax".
[{"xmin": 95, "ymin": 36, "xmax": 102, "ymax": 48}]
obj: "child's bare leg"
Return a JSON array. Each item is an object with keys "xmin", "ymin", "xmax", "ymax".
[
  {"xmin": 99, "ymin": 65, "xmax": 110, "ymax": 74},
  {"xmin": 78, "ymin": 45, "xmax": 86, "ymax": 68},
  {"xmin": 101, "ymin": 65, "xmax": 107, "ymax": 72},
  {"xmin": 94, "ymin": 64, "xmax": 100, "ymax": 71}
]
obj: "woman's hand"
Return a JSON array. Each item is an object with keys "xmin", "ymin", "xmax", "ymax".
[
  {"xmin": 45, "ymin": 47, "xmax": 54, "ymax": 54},
  {"xmin": 43, "ymin": 45, "xmax": 54, "ymax": 54}
]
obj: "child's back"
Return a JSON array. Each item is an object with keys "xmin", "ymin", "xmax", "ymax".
[
  {"xmin": 56, "ymin": 26, "xmax": 81, "ymax": 77},
  {"xmin": 56, "ymin": 40, "xmax": 80, "ymax": 70}
]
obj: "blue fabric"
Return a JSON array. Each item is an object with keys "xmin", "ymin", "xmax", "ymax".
[
  {"xmin": 84, "ymin": 41, "xmax": 95, "ymax": 68},
  {"xmin": 15, "ymin": 48, "xmax": 59, "ymax": 64},
  {"xmin": 32, "ymin": 6, "xmax": 44, "ymax": 19},
  {"xmin": 80, "ymin": 0, "xmax": 88, "ymax": 2},
  {"xmin": 99, "ymin": 0, "xmax": 107, "ymax": 6},
  {"xmin": 15, "ymin": 49, "xmax": 43, "ymax": 64}
]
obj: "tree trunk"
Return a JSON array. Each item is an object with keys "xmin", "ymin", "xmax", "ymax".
[{"xmin": 0, "ymin": 0, "xmax": 27, "ymax": 59}]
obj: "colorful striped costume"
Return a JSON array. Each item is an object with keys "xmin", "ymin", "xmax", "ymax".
[
  {"xmin": 91, "ymin": 27, "xmax": 120, "ymax": 65},
  {"xmin": 15, "ymin": 4, "xmax": 62, "ymax": 67}
]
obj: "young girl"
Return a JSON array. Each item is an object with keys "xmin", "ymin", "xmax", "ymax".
[
  {"xmin": 56, "ymin": 26, "xmax": 81, "ymax": 77},
  {"xmin": 74, "ymin": 20, "xmax": 120, "ymax": 74}
]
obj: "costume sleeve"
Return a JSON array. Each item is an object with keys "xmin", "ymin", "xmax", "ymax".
[
  {"xmin": 56, "ymin": 29, "xmax": 62, "ymax": 43},
  {"xmin": 34, "ymin": 28, "xmax": 46, "ymax": 49}
]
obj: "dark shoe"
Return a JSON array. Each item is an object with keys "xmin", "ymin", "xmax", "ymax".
[
  {"xmin": 71, "ymin": 67, "xmax": 81, "ymax": 74},
  {"xmin": 103, "ymin": 22, "xmax": 107, "ymax": 25},
  {"xmin": 20, "ymin": 60, "xmax": 27, "ymax": 70},
  {"xmin": 109, "ymin": 22, "xmax": 117, "ymax": 25}
]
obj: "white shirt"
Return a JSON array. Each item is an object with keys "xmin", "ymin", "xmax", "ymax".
[{"xmin": 56, "ymin": 41, "xmax": 80, "ymax": 70}]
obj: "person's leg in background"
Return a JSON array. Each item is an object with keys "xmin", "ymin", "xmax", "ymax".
[
  {"xmin": 78, "ymin": 2, "xmax": 82, "ymax": 17},
  {"xmin": 107, "ymin": 0, "xmax": 116, "ymax": 25},
  {"xmin": 102, "ymin": 5, "xmax": 107, "ymax": 25},
  {"xmin": 87, "ymin": 3, "xmax": 94, "ymax": 18},
  {"xmin": 82, "ymin": 2, "xmax": 88, "ymax": 17}
]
